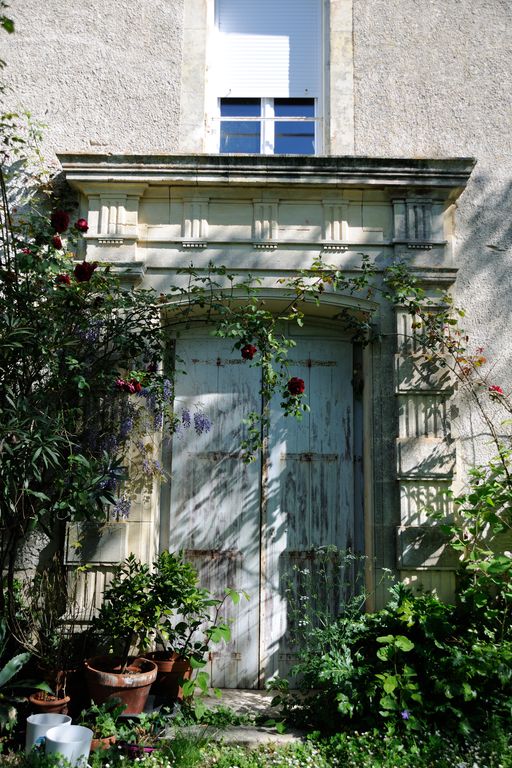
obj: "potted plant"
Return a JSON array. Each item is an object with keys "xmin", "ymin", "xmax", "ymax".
[
  {"xmin": 78, "ymin": 699, "xmax": 125, "ymax": 751},
  {"xmin": 148, "ymin": 551, "xmax": 240, "ymax": 703},
  {"xmin": 117, "ymin": 707, "xmax": 172, "ymax": 757},
  {"xmin": 12, "ymin": 563, "xmax": 95, "ymax": 716},
  {"xmin": 85, "ymin": 554, "xmax": 158, "ymax": 714}
]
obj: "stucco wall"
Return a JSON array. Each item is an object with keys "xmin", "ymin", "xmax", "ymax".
[
  {"xmin": 2, "ymin": 0, "xmax": 184, "ymax": 158},
  {"xmin": 353, "ymin": 0, "xmax": 512, "ymax": 468}
]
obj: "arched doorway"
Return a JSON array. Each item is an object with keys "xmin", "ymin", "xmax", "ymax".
[{"xmin": 163, "ymin": 321, "xmax": 362, "ymax": 688}]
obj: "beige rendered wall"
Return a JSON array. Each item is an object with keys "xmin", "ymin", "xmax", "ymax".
[
  {"xmin": 353, "ymin": 0, "xmax": 512, "ymax": 466},
  {"xmin": 2, "ymin": 0, "xmax": 184, "ymax": 158},
  {"xmin": 352, "ymin": 0, "xmax": 512, "ymax": 594}
]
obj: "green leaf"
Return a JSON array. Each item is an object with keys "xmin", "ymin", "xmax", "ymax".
[
  {"xmin": 190, "ymin": 656, "xmax": 206, "ymax": 670},
  {"xmin": 1, "ymin": 17, "xmax": 14, "ymax": 33},
  {"xmin": 383, "ymin": 675, "xmax": 398, "ymax": 693},
  {"xmin": 0, "ymin": 653, "xmax": 30, "ymax": 688},
  {"xmin": 395, "ymin": 635, "xmax": 414, "ymax": 652}
]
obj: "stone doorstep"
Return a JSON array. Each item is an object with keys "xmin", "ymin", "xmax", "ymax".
[
  {"xmin": 148, "ymin": 689, "xmax": 306, "ymax": 748},
  {"xmin": 179, "ymin": 724, "xmax": 306, "ymax": 747},
  {"xmin": 201, "ymin": 688, "xmax": 280, "ymax": 717},
  {"xmin": 184, "ymin": 689, "xmax": 305, "ymax": 746}
]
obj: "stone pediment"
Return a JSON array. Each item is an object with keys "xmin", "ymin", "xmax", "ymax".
[{"xmin": 59, "ymin": 154, "xmax": 474, "ymax": 279}]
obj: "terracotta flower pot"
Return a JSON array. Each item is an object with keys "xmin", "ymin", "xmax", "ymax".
[
  {"xmin": 28, "ymin": 692, "xmax": 71, "ymax": 715},
  {"xmin": 146, "ymin": 652, "xmax": 192, "ymax": 702},
  {"xmin": 84, "ymin": 656, "xmax": 157, "ymax": 715}
]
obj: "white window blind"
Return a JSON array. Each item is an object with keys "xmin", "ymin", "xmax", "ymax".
[{"xmin": 216, "ymin": 0, "xmax": 321, "ymax": 98}]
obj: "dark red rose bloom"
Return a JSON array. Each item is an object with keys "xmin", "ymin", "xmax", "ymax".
[
  {"xmin": 241, "ymin": 343, "xmax": 257, "ymax": 360},
  {"xmin": 146, "ymin": 362, "xmax": 157, "ymax": 373},
  {"xmin": 489, "ymin": 384, "xmax": 504, "ymax": 395},
  {"xmin": 55, "ymin": 273, "xmax": 71, "ymax": 285},
  {"xmin": 51, "ymin": 210, "xmax": 70, "ymax": 233},
  {"xmin": 51, "ymin": 234, "xmax": 63, "ymax": 250},
  {"xmin": 130, "ymin": 379, "xmax": 142, "ymax": 393},
  {"xmin": 74, "ymin": 261, "xmax": 98, "ymax": 283},
  {"xmin": 75, "ymin": 218, "xmax": 89, "ymax": 233},
  {"xmin": 287, "ymin": 377, "xmax": 305, "ymax": 396}
]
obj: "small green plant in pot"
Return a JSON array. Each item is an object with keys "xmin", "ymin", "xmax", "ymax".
[
  {"xmin": 78, "ymin": 699, "xmax": 125, "ymax": 751},
  {"xmin": 85, "ymin": 555, "xmax": 159, "ymax": 714},
  {"xmin": 117, "ymin": 707, "xmax": 172, "ymax": 757}
]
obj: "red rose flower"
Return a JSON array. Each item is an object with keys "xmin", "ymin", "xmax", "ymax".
[
  {"xmin": 51, "ymin": 234, "xmax": 63, "ymax": 250},
  {"xmin": 130, "ymin": 379, "xmax": 142, "ymax": 393},
  {"xmin": 50, "ymin": 210, "xmax": 70, "ymax": 233},
  {"xmin": 21, "ymin": 247, "xmax": 31, "ymax": 255},
  {"xmin": 74, "ymin": 261, "xmax": 98, "ymax": 283},
  {"xmin": 55, "ymin": 273, "xmax": 71, "ymax": 285},
  {"xmin": 75, "ymin": 218, "xmax": 89, "ymax": 233},
  {"xmin": 287, "ymin": 377, "xmax": 305, "ymax": 396},
  {"xmin": 241, "ymin": 343, "xmax": 257, "ymax": 360},
  {"xmin": 489, "ymin": 385, "xmax": 504, "ymax": 395}
]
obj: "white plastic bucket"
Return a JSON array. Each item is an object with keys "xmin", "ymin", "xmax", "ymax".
[
  {"xmin": 45, "ymin": 724, "xmax": 93, "ymax": 767},
  {"xmin": 25, "ymin": 713, "xmax": 72, "ymax": 753}
]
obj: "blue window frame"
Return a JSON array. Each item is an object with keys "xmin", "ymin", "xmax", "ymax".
[{"xmin": 220, "ymin": 98, "xmax": 316, "ymax": 155}]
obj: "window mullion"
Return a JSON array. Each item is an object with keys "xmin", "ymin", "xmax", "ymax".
[{"xmin": 261, "ymin": 98, "xmax": 274, "ymax": 155}]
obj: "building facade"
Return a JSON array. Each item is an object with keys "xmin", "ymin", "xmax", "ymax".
[{"xmin": 3, "ymin": 0, "xmax": 511, "ymax": 688}]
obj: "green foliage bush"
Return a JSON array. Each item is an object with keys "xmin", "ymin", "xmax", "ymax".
[{"xmin": 274, "ymin": 582, "xmax": 512, "ymax": 737}]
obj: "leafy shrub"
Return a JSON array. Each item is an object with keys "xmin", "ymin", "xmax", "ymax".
[{"xmin": 274, "ymin": 582, "xmax": 512, "ymax": 736}]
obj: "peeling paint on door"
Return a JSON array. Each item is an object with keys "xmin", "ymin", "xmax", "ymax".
[{"xmin": 167, "ymin": 330, "xmax": 356, "ymax": 688}]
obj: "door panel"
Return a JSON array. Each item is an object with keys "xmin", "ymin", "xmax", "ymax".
[
  {"xmin": 169, "ymin": 336, "xmax": 261, "ymax": 688},
  {"xmin": 263, "ymin": 336, "xmax": 354, "ymax": 680},
  {"xmin": 167, "ymin": 329, "xmax": 355, "ymax": 688}
]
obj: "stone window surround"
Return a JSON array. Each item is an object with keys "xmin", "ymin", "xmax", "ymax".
[{"xmin": 179, "ymin": 0, "xmax": 355, "ymax": 155}]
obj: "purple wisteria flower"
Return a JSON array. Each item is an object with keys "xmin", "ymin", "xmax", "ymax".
[
  {"xmin": 194, "ymin": 411, "xmax": 211, "ymax": 435},
  {"xmin": 120, "ymin": 417, "xmax": 133, "ymax": 438},
  {"xmin": 153, "ymin": 411, "xmax": 164, "ymax": 429},
  {"xmin": 113, "ymin": 495, "xmax": 131, "ymax": 520},
  {"xmin": 181, "ymin": 408, "xmax": 191, "ymax": 428},
  {"xmin": 141, "ymin": 387, "xmax": 157, "ymax": 413},
  {"xmin": 98, "ymin": 475, "xmax": 118, "ymax": 491},
  {"xmin": 77, "ymin": 320, "xmax": 103, "ymax": 344},
  {"xmin": 163, "ymin": 378, "xmax": 173, "ymax": 401}
]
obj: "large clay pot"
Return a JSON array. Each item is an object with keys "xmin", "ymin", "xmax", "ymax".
[
  {"xmin": 28, "ymin": 692, "xmax": 71, "ymax": 715},
  {"xmin": 84, "ymin": 656, "xmax": 157, "ymax": 715},
  {"xmin": 146, "ymin": 652, "xmax": 192, "ymax": 702}
]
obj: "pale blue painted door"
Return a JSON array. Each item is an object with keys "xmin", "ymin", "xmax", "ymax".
[{"xmin": 167, "ymin": 326, "xmax": 355, "ymax": 688}]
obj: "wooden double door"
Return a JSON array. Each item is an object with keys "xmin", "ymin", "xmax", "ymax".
[{"xmin": 166, "ymin": 324, "xmax": 359, "ymax": 688}]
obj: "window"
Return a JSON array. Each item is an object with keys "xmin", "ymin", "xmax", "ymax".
[
  {"xmin": 220, "ymin": 98, "xmax": 316, "ymax": 155},
  {"xmin": 210, "ymin": 0, "xmax": 322, "ymax": 155}
]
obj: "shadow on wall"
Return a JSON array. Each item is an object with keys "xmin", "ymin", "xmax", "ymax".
[{"xmin": 452, "ymin": 170, "xmax": 512, "ymax": 461}]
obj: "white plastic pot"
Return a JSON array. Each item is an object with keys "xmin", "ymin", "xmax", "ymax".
[
  {"xmin": 25, "ymin": 713, "xmax": 72, "ymax": 753},
  {"xmin": 45, "ymin": 723, "xmax": 93, "ymax": 767}
]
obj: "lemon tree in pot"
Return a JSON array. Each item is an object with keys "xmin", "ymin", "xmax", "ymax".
[
  {"xmin": 149, "ymin": 551, "xmax": 243, "ymax": 706},
  {"xmin": 86, "ymin": 555, "xmax": 159, "ymax": 714}
]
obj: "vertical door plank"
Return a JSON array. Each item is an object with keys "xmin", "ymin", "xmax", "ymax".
[
  {"xmin": 169, "ymin": 336, "xmax": 261, "ymax": 688},
  {"xmin": 263, "ymin": 335, "xmax": 354, "ymax": 681}
]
